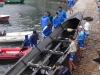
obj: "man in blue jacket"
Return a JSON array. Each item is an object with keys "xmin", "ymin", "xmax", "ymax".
[
  {"xmin": 29, "ymin": 30, "xmax": 39, "ymax": 48},
  {"xmin": 22, "ymin": 35, "xmax": 30, "ymax": 45},
  {"xmin": 20, "ymin": 35, "xmax": 30, "ymax": 52},
  {"xmin": 52, "ymin": 12, "xmax": 61, "ymax": 28},
  {"xmin": 42, "ymin": 22, "xmax": 52, "ymax": 38},
  {"xmin": 40, "ymin": 12, "xmax": 50, "ymax": 29},
  {"xmin": 55, "ymin": 62, "xmax": 72, "ymax": 75},
  {"xmin": 57, "ymin": 6, "xmax": 67, "ymax": 22}
]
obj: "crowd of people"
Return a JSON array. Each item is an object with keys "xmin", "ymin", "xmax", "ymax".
[
  {"xmin": 40, "ymin": 6, "xmax": 67, "ymax": 38},
  {"xmin": 19, "ymin": 0, "xmax": 91, "ymax": 75},
  {"xmin": 40, "ymin": 0, "xmax": 75, "ymax": 38},
  {"xmin": 55, "ymin": 18, "xmax": 90, "ymax": 75},
  {"xmin": 55, "ymin": 0, "xmax": 100, "ymax": 75},
  {"xmin": 20, "ymin": 5, "xmax": 67, "ymax": 51},
  {"xmin": 11, "ymin": 0, "xmax": 75, "ymax": 51},
  {"xmin": 20, "ymin": 18, "xmax": 90, "ymax": 75}
]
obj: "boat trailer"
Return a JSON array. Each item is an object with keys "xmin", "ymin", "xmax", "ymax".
[{"xmin": 5, "ymin": 12, "xmax": 83, "ymax": 75}]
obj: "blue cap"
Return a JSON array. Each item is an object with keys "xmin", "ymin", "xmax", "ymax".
[{"xmin": 25, "ymin": 35, "xmax": 28, "ymax": 39}]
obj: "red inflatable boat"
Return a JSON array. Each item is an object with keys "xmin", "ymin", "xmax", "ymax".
[{"xmin": 0, "ymin": 47, "xmax": 30, "ymax": 59}]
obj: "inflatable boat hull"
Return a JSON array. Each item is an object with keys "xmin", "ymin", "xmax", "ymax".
[{"xmin": 0, "ymin": 47, "xmax": 30, "ymax": 59}]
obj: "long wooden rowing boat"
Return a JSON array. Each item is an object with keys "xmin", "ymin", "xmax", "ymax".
[{"xmin": 5, "ymin": 12, "xmax": 83, "ymax": 75}]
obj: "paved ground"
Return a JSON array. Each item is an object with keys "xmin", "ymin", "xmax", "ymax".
[{"xmin": 72, "ymin": 0, "xmax": 100, "ymax": 75}]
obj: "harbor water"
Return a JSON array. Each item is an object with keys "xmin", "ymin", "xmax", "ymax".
[{"xmin": 0, "ymin": 0, "xmax": 68, "ymax": 75}]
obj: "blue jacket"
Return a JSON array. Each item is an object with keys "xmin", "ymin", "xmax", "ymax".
[
  {"xmin": 42, "ymin": 26, "xmax": 52, "ymax": 37},
  {"xmin": 40, "ymin": 15, "xmax": 50, "ymax": 29},
  {"xmin": 29, "ymin": 33, "xmax": 39, "ymax": 45},
  {"xmin": 57, "ymin": 10, "xmax": 67, "ymax": 22},
  {"xmin": 22, "ymin": 35, "xmax": 30, "ymax": 48},
  {"xmin": 52, "ymin": 16, "xmax": 61, "ymax": 28},
  {"xmin": 58, "ymin": 66, "xmax": 72, "ymax": 75},
  {"xmin": 77, "ymin": 31, "xmax": 85, "ymax": 41}
]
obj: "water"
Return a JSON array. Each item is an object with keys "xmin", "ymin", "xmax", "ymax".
[
  {"xmin": 0, "ymin": 0, "xmax": 68, "ymax": 75},
  {"xmin": 0, "ymin": 0, "xmax": 67, "ymax": 47}
]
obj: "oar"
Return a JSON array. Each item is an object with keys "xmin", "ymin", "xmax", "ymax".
[{"xmin": 66, "ymin": 28, "xmax": 76, "ymax": 32}]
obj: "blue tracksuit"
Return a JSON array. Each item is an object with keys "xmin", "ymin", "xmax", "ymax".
[
  {"xmin": 40, "ymin": 15, "xmax": 50, "ymax": 29},
  {"xmin": 77, "ymin": 31, "xmax": 85, "ymax": 48},
  {"xmin": 57, "ymin": 10, "xmax": 67, "ymax": 22},
  {"xmin": 22, "ymin": 35, "xmax": 30, "ymax": 48},
  {"xmin": 77, "ymin": 31, "xmax": 85, "ymax": 41},
  {"xmin": 52, "ymin": 16, "xmax": 61, "ymax": 28},
  {"xmin": 67, "ymin": 0, "xmax": 74, "ymax": 7},
  {"xmin": 29, "ymin": 33, "xmax": 39, "ymax": 48},
  {"xmin": 42, "ymin": 26, "xmax": 52, "ymax": 38},
  {"xmin": 58, "ymin": 66, "xmax": 72, "ymax": 75}
]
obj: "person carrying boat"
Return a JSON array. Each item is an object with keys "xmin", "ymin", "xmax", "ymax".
[
  {"xmin": 55, "ymin": 62, "xmax": 72, "ymax": 75},
  {"xmin": 29, "ymin": 30, "xmax": 39, "ymax": 48},
  {"xmin": 83, "ymin": 18, "xmax": 90, "ymax": 48},
  {"xmin": 57, "ymin": 6, "xmax": 67, "ymax": 22},
  {"xmin": 40, "ymin": 12, "xmax": 50, "ymax": 29},
  {"xmin": 46, "ymin": 11, "xmax": 53, "ymax": 23},
  {"xmin": 67, "ymin": 0, "xmax": 74, "ymax": 14},
  {"xmin": 42, "ymin": 22, "xmax": 52, "ymax": 38},
  {"xmin": 83, "ymin": 19, "xmax": 90, "ymax": 37},
  {"xmin": 20, "ymin": 35, "xmax": 30, "ymax": 52},
  {"xmin": 52, "ymin": 12, "xmax": 61, "ymax": 29},
  {"xmin": 77, "ymin": 26, "xmax": 85, "ymax": 61},
  {"xmin": 67, "ymin": 35, "xmax": 77, "ymax": 74}
]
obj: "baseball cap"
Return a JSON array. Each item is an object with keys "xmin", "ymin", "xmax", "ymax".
[{"xmin": 79, "ymin": 26, "xmax": 82, "ymax": 28}]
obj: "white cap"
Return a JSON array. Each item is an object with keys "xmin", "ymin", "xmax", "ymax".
[{"xmin": 79, "ymin": 26, "xmax": 82, "ymax": 28}]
